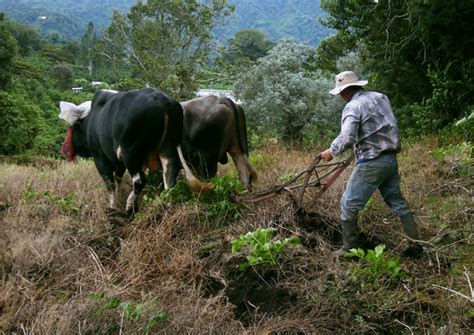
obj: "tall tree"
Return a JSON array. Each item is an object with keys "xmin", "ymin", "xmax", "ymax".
[
  {"xmin": 101, "ymin": 0, "xmax": 234, "ymax": 99},
  {"xmin": 79, "ymin": 22, "xmax": 96, "ymax": 77},
  {"xmin": 224, "ymin": 29, "xmax": 274, "ymax": 62},
  {"xmin": 51, "ymin": 63, "xmax": 74, "ymax": 90},
  {"xmin": 319, "ymin": 0, "xmax": 474, "ymax": 132},
  {"xmin": 211, "ymin": 29, "xmax": 274, "ymax": 88},
  {"xmin": 234, "ymin": 39, "xmax": 336, "ymax": 147},
  {"xmin": 0, "ymin": 13, "xmax": 18, "ymax": 89}
]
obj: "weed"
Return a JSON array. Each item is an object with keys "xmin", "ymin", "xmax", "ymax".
[
  {"xmin": 248, "ymin": 151, "xmax": 276, "ymax": 169},
  {"xmin": 157, "ymin": 175, "xmax": 245, "ymax": 223},
  {"xmin": 90, "ymin": 293, "xmax": 168, "ymax": 333},
  {"xmin": 346, "ymin": 245, "xmax": 407, "ymax": 285},
  {"xmin": 144, "ymin": 310, "xmax": 168, "ymax": 333},
  {"xmin": 231, "ymin": 227, "xmax": 300, "ymax": 271},
  {"xmin": 90, "ymin": 292, "xmax": 120, "ymax": 309},
  {"xmin": 429, "ymin": 142, "xmax": 473, "ymax": 176},
  {"xmin": 22, "ymin": 183, "xmax": 78, "ymax": 213}
]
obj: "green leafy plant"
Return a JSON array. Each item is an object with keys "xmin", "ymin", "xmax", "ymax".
[
  {"xmin": 90, "ymin": 293, "xmax": 168, "ymax": 332},
  {"xmin": 157, "ymin": 174, "xmax": 245, "ymax": 223},
  {"xmin": 231, "ymin": 227, "xmax": 300, "ymax": 271},
  {"xmin": 346, "ymin": 244, "xmax": 407, "ymax": 285},
  {"xmin": 429, "ymin": 142, "xmax": 473, "ymax": 177},
  {"xmin": 23, "ymin": 183, "xmax": 79, "ymax": 213}
]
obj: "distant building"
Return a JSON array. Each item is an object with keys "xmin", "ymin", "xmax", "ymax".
[
  {"xmin": 196, "ymin": 89, "xmax": 241, "ymax": 103},
  {"xmin": 91, "ymin": 81, "xmax": 104, "ymax": 87},
  {"xmin": 72, "ymin": 87, "xmax": 83, "ymax": 93}
]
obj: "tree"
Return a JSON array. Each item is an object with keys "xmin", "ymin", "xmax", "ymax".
[
  {"xmin": 101, "ymin": 0, "xmax": 234, "ymax": 99},
  {"xmin": 319, "ymin": 0, "xmax": 474, "ymax": 133},
  {"xmin": 5, "ymin": 21, "xmax": 41, "ymax": 57},
  {"xmin": 210, "ymin": 29, "xmax": 274, "ymax": 88},
  {"xmin": 79, "ymin": 22, "xmax": 97, "ymax": 77},
  {"xmin": 224, "ymin": 29, "xmax": 274, "ymax": 62},
  {"xmin": 0, "ymin": 14, "xmax": 18, "ymax": 89},
  {"xmin": 0, "ymin": 91, "xmax": 42, "ymax": 155},
  {"xmin": 234, "ymin": 39, "xmax": 337, "ymax": 147},
  {"xmin": 51, "ymin": 63, "xmax": 74, "ymax": 91}
]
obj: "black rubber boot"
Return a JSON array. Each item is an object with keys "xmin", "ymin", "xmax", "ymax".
[
  {"xmin": 400, "ymin": 213, "xmax": 423, "ymax": 258},
  {"xmin": 334, "ymin": 219, "xmax": 360, "ymax": 257}
]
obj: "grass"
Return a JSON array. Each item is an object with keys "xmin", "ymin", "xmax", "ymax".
[{"xmin": 0, "ymin": 136, "xmax": 472, "ymax": 333}]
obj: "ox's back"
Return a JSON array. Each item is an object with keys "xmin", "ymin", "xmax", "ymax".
[{"xmin": 84, "ymin": 88, "xmax": 182, "ymax": 165}]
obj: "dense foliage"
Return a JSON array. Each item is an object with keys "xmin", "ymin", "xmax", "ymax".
[
  {"xmin": 0, "ymin": 14, "xmax": 93, "ymax": 156},
  {"xmin": 0, "ymin": 0, "xmax": 332, "ymax": 46},
  {"xmin": 0, "ymin": 0, "xmax": 133, "ymax": 41},
  {"xmin": 318, "ymin": 0, "xmax": 474, "ymax": 135},
  {"xmin": 100, "ymin": 0, "xmax": 234, "ymax": 99},
  {"xmin": 234, "ymin": 39, "xmax": 343, "ymax": 147}
]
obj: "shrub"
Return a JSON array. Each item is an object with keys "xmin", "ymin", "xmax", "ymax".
[{"xmin": 428, "ymin": 142, "xmax": 473, "ymax": 177}]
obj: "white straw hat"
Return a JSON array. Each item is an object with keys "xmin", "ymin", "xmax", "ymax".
[{"xmin": 329, "ymin": 71, "xmax": 368, "ymax": 95}]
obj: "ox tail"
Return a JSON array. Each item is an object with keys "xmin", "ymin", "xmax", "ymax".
[
  {"xmin": 220, "ymin": 98, "xmax": 258, "ymax": 183},
  {"xmin": 220, "ymin": 98, "xmax": 247, "ymax": 155},
  {"xmin": 177, "ymin": 145, "xmax": 213, "ymax": 192}
]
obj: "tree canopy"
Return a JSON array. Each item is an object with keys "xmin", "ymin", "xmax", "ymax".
[
  {"xmin": 100, "ymin": 0, "xmax": 234, "ymax": 99},
  {"xmin": 318, "ymin": 0, "xmax": 474, "ymax": 134},
  {"xmin": 234, "ymin": 39, "xmax": 340, "ymax": 147}
]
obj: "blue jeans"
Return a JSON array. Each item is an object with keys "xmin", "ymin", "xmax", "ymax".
[{"xmin": 341, "ymin": 153, "xmax": 411, "ymax": 221}]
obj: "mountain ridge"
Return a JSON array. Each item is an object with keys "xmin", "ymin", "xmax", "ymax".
[{"xmin": 0, "ymin": 0, "xmax": 332, "ymax": 45}]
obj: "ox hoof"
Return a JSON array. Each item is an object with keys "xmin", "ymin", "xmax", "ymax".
[{"xmin": 126, "ymin": 205, "xmax": 139, "ymax": 218}]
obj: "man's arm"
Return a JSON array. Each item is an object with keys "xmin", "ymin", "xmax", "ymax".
[{"xmin": 321, "ymin": 113, "xmax": 359, "ymax": 161}]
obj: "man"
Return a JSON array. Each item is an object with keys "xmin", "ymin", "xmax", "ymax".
[{"xmin": 320, "ymin": 71, "xmax": 423, "ymax": 258}]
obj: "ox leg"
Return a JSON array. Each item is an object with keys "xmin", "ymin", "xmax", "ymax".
[
  {"xmin": 229, "ymin": 152, "xmax": 257, "ymax": 190},
  {"xmin": 125, "ymin": 171, "xmax": 146, "ymax": 216},
  {"xmin": 115, "ymin": 163, "xmax": 126, "ymax": 188},
  {"xmin": 205, "ymin": 156, "xmax": 219, "ymax": 179},
  {"xmin": 112, "ymin": 163, "xmax": 126, "ymax": 207},
  {"xmin": 94, "ymin": 158, "xmax": 117, "ymax": 209}
]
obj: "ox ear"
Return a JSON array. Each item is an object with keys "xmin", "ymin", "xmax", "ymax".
[
  {"xmin": 59, "ymin": 101, "xmax": 84, "ymax": 125},
  {"xmin": 78, "ymin": 101, "xmax": 92, "ymax": 119}
]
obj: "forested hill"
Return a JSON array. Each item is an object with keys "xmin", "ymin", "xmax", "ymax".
[
  {"xmin": 0, "ymin": 0, "xmax": 332, "ymax": 45},
  {"xmin": 219, "ymin": 0, "xmax": 333, "ymax": 45},
  {"xmin": 0, "ymin": 0, "xmax": 134, "ymax": 40}
]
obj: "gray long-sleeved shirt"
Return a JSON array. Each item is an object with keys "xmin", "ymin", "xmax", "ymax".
[{"xmin": 329, "ymin": 90, "xmax": 401, "ymax": 161}]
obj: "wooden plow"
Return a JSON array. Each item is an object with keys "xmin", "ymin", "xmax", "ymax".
[{"xmin": 231, "ymin": 154, "xmax": 355, "ymax": 210}]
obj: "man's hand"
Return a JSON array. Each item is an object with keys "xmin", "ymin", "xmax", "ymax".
[{"xmin": 320, "ymin": 149, "xmax": 333, "ymax": 161}]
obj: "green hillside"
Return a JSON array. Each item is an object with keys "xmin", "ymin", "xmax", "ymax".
[
  {"xmin": 0, "ymin": 0, "xmax": 332, "ymax": 44},
  {"xmin": 221, "ymin": 0, "xmax": 333, "ymax": 45},
  {"xmin": 0, "ymin": 0, "xmax": 136, "ymax": 40}
]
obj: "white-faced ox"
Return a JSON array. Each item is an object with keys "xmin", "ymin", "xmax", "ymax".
[
  {"xmin": 59, "ymin": 88, "xmax": 210, "ymax": 215},
  {"xmin": 180, "ymin": 95, "xmax": 257, "ymax": 190}
]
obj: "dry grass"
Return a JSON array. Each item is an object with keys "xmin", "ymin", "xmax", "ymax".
[{"xmin": 0, "ymin": 138, "xmax": 472, "ymax": 334}]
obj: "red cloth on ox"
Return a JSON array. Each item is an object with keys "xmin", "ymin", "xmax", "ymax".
[{"xmin": 61, "ymin": 127, "xmax": 76, "ymax": 162}]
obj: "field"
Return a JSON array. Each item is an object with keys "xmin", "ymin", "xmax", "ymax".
[{"xmin": 0, "ymin": 138, "xmax": 472, "ymax": 334}]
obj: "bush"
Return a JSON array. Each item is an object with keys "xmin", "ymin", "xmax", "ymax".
[
  {"xmin": 234, "ymin": 39, "xmax": 338, "ymax": 147},
  {"xmin": 0, "ymin": 91, "xmax": 42, "ymax": 155}
]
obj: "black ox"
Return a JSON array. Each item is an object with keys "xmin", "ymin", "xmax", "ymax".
[
  {"xmin": 180, "ymin": 95, "xmax": 257, "ymax": 190},
  {"xmin": 59, "ymin": 88, "xmax": 209, "ymax": 214}
]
